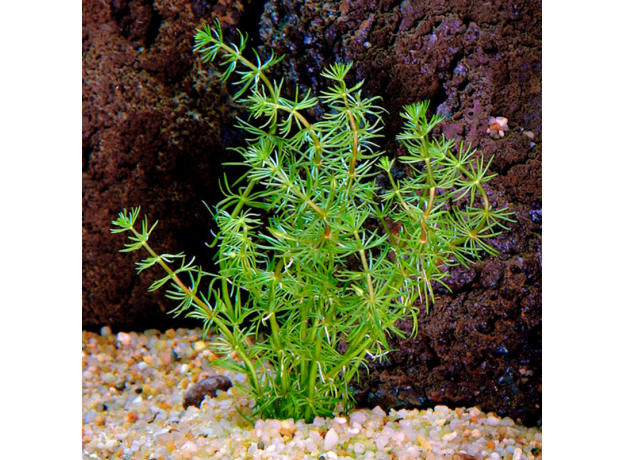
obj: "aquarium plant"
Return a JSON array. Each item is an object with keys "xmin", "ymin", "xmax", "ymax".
[{"xmin": 111, "ymin": 20, "xmax": 512, "ymax": 422}]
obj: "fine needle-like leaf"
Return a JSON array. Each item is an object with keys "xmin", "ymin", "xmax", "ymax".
[{"xmin": 110, "ymin": 20, "xmax": 513, "ymax": 423}]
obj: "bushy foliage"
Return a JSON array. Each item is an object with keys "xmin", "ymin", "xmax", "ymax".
[{"xmin": 111, "ymin": 20, "xmax": 512, "ymax": 422}]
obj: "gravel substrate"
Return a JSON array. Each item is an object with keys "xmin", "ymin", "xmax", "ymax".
[{"xmin": 82, "ymin": 327, "xmax": 542, "ymax": 460}]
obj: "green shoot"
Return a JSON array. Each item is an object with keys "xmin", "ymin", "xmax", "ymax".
[{"xmin": 111, "ymin": 19, "xmax": 513, "ymax": 423}]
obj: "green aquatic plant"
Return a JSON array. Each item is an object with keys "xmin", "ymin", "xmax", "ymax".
[{"xmin": 111, "ymin": 20, "xmax": 512, "ymax": 422}]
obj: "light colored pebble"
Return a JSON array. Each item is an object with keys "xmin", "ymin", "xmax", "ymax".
[
  {"xmin": 116, "ymin": 332, "xmax": 131, "ymax": 346},
  {"xmin": 82, "ymin": 327, "xmax": 541, "ymax": 460},
  {"xmin": 304, "ymin": 438, "xmax": 316, "ymax": 452},
  {"xmin": 313, "ymin": 416, "xmax": 325, "ymax": 427},
  {"xmin": 351, "ymin": 411, "xmax": 367, "ymax": 425},
  {"xmin": 417, "ymin": 435, "xmax": 432, "ymax": 449},
  {"xmin": 392, "ymin": 431, "xmax": 405, "ymax": 442},
  {"xmin": 502, "ymin": 417, "xmax": 515, "ymax": 426},
  {"xmin": 181, "ymin": 441, "xmax": 198, "ymax": 458},
  {"xmin": 372, "ymin": 406, "xmax": 386, "ymax": 418},
  {"xmin": 375, "ymin": 435, "xmax": 388, "ymax": 450},
  {"xmin": 324, "ymin": 428, "xmax": 339, "ymax": 451},
  {"xmin": 83, "ymin": 410, "xmax": 96, "ymax": 423}
]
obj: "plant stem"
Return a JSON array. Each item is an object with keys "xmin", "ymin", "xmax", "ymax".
[
  {"xmin": 305, "ymin": 318, "xmax": 322, "ymax": 422},
  {"xmin": 128, "ymin": 225, "xmax": 262, "ymax": 395}
]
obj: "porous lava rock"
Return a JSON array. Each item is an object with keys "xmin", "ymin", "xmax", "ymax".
[
  {"xmin": 83, "ymin": 0, "xmax": 251, "ymax": 330},
  {"xmin": 83, "ymin": 0, "xmax": 541, "ymax": 425}
]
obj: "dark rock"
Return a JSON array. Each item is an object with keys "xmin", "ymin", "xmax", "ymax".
[
  {"xmin": 182, "ymin": 376, "xmax": 233, "ymax": 409},
  {"xmin": 82, "ymin": 0, "xmax": 245, "ymax": 331}
]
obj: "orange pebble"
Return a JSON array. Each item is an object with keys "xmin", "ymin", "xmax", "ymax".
[
  {"xmin": 167, "ymin": 439, "xmax": 176, "ymax": 451},
  {"xmin": 486, "ymin": 440, "xmax": 496, "ymax": 449},
  {"xmin": 94, "ymin": 415, "xmax": 105, "ymax": 426},
  {"xmin": 126, "ymin": 412, "xmax": 138, "ymax": 423}
]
